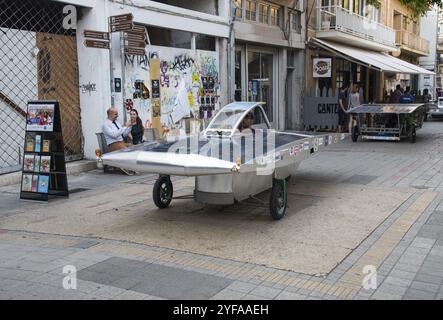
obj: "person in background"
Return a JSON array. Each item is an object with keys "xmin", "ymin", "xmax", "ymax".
[
  {"xmin": 102, "ymin": 107, "xmax": 132, "ymax": 152},
  {"xmin": 391, "ymin": 84, "xmax": 403, "ymax": 103},
  {"xmin": 127, "ymin": 109, "xmax": 144, "ymax": 145},
  {"xmin": 399, "ymin": 87, "xmax": 414, "ymax": 104},
  {"xmin": 348, "ymin": 83, "xmax": 361, "ymax": 134},
  {"xmin": 337, "ymin": 83, "xmax": 349, "ymax": 133}
]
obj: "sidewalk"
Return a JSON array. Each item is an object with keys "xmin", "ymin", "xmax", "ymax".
[{"xmin": 1, "ymin": 121, "xmax": 443, "ymax": 300}]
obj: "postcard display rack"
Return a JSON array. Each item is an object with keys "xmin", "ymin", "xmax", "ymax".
[{"xmin": 20, "ymin": 100, "xmax": 69, "ymax": 201}]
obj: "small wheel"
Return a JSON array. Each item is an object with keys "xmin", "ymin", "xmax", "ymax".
[
  {"xmin": 409, "ymin": 126, "xmax": 416, "ymax": 143},
  {"xmin": 270, "ymin": 179, "xmax": 287, "ymax": 220},
  {"xmin": 351, "ymin": 126, "xmax": 359, "ymax": 142},
  {"xmin": 153, "ymin": 176, "xmax": 173, "ymax": 209}
]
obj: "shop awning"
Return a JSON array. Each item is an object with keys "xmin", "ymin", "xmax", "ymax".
[{"xmin": 310, "ymin": 38, "xmax": 434, "ymax": 75}]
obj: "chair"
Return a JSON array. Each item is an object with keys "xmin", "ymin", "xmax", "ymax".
[
  {"xmin": 96, "ymin": 132, "xmax": 136, "ymax": 175},
  {"xmin": 96, "ymin": 132, "xmax": 110, "ymax": 172}
]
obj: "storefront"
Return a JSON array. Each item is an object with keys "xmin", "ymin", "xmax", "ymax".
[{"xmin": 304, "ymin": 38, "xmax": 434, "ymax": 131}]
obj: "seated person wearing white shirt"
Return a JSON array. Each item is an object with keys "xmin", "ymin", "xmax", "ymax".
[{"xmin": 102, "ymin": 107, "xmax": 132, "ymax": 152}]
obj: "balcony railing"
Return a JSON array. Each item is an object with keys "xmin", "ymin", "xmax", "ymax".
[
  {"xmin": 396, "ymin": 30, "xmax": 430, "ymax": 55},
  {"xmin": 317, "ymin": 6, "xmax": 396, "ymax": 48}
]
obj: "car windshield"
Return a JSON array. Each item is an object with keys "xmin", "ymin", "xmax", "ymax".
[{"xmin": 207, "ymin": 109, "xmax": 245, "ymax": 130}]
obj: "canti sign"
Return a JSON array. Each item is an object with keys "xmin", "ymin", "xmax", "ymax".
[{"xmin": 313, "ymin": 58, "xmax": 332, "ymax": 78}]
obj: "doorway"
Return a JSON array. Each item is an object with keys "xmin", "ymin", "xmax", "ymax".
[{"xmin": 235, "ymin": 43, "xmax": 277, "ymax": 126}]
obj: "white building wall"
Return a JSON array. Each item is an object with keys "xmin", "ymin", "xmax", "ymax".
[
  {"xmin": 76, "ymin": 0, "xmax": 229, "ymax": 160},
  {"xmin": 76, "ymin": 0, "xmax": 113, "ymax": 160},
  {"xmin": 419, "ymin": 9, "xmax": 438, "ymax": 97}
]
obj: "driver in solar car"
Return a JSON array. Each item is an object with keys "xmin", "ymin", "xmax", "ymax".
[{"xmin": 238, "ymin": 112, "xmax": 255, "ymax": 134}]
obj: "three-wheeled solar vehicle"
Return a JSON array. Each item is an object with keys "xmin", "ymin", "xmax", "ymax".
[
  {"xmin": 348, "ymin": 104, "xmax": 426, "ymax": 143},
  {"xmin": 102, "ymin": 102, "xmax": 347, "ymax": 220}
]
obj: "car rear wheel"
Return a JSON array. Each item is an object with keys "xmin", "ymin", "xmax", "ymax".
[
  {"xmin": 351, "ymin": 126, "xmax": 359, "ymax": 142},
  {"xmin": 270, "ymin": 179, "xmax": 287, "ymax": 220},
  {"xmin": 409, "ymin": 126, "xmax": 416, "ymax": 143}
]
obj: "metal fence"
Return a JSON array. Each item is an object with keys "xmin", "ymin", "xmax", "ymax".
[{"xmin": 0, "ymin": 0, "xmax": 83, "ymax": 174}]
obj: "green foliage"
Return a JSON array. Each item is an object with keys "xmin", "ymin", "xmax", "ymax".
[{"xmin": 367, "ymin": 0, "xmax": 442, "ymax": 18}]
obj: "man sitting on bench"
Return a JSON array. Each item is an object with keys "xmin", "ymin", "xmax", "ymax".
[{"xmin": 102, "ymin": 107, "xmax": 132, "ymax": 152}]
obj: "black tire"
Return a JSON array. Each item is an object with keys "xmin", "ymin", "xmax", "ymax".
[
  {"xmin": 153, "ymin": 176, "xmax": 173, "ymax": 209},
  {"xmin": 409, "ymin": 126, "xmax": 416, "ymax": 143},
  {"xmin": 351, "ymin": 126, "xmax": 359, "ymax": 142},
  {"xmin": 270, "ymin": 179, "xmax": 287, "ymax": 220}
]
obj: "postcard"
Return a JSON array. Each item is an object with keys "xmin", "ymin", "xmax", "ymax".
[
  {"xmin": 40, "ymin": 156, "xmax": 51, "ymax": 173},
  {"xmin": 42, "ymin": 140, "xmax": 51, "ymax": 153},
  {"xmin": 21, "ymin": 174, "xmax": 33, "ymax": 192},
  {"xmin": 37, "ymin": 175, "xmax": 49, "ymax": 193},
  {"xmin": 34, "ymin": 155, "xmax": 40, "ymax": 173},
  {"xmin": 34, "ymin": 135, "xmax": 41, "ymax": 152},
  {"xmin": 23, "ymin": 154, "xmax": 34, "ymax": 172},
  {"xmin": 31, "ymin": 175, "xmax": 38, "ymax": 192}
]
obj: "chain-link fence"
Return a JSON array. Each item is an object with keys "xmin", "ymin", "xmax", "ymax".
[{"xmin": 0, "ymin": 0, "xmax": 83, "ymax": 174}]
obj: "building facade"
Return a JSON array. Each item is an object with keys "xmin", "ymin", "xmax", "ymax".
[
  {"xmin": 304, "ymin": 0, "xmax": 432, "ymax": 130},
  {"xmin": 0, "ymin": 0, "xmax": 308, "ymax": 171}
]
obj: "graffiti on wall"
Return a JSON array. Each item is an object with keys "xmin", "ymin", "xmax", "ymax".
[
  {"xmin": 80, "ymin": 81, "xmax": 96, "ymax": 95},
  {"xmin": 124, "ymin": 46, "xmax": 219, "ymax": 131}
]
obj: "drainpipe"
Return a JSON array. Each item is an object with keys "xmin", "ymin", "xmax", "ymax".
[{"xmin": 227, "ymin": 0, "xmax": 236, "ymax": 103}]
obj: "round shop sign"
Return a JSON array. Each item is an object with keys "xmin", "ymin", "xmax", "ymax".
[{"xmin": 313, "ymin": 58, "xmax": 331, "ymax": 78}]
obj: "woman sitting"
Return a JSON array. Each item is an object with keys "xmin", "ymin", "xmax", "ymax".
[{"xmin": 126, "ymin": 109, "xmax": 144, "ymax": 145}]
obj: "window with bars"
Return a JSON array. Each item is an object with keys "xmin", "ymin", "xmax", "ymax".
[{"xmin": 290, "ymin": 10, "xmax": 302, "ymax": 33}]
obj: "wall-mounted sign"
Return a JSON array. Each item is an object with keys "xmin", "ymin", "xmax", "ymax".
[
  {"xmin": 109, "ymin": 13, "xmax": 134, "ymax": 33},
  {"xmin": 84, "ymin": 30, "xmax": 109, "ymax": 40},
  {"xmin": 84, "ymin": 39, "xmax": 110, "ymax": 49},
  {"xmin": 313, "ymin": 58, "xmax": 332, "ymax": 78}
]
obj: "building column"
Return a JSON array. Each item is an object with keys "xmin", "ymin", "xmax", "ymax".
[{"xmin": 76, "ymin": 1, "xmax": 113, "ymax": 160}]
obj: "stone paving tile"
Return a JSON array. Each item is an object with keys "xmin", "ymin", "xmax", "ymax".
[
  {"xmin": 403, "ymin": 288, "xmax": 436, "ymax": 300},
  {"xmin": 249, "ymin": 285, "xmax": 282, "ymax": 299},
  {"xmin": 210, "ymin": 289, "xmax": 246, "ymax": 300},
  {"xmin": 224, "ymin": 281, "xmax": 257, "ymax": 294},
  {"xmin": 410, "ymin": 281, "xmax": 440, "ymax": 293},
  {"xmin": 240, "ymin": 294, "xmax": 269, "ymax": 300},
  {"xmin": 275, "ymin": 291, "xmax": 306, "ymax": 300},
  {"xmin": 382, "ymin": 276, "xmax": 412, "ymax": 288}
]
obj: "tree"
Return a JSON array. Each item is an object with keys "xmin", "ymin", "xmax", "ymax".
[{"xmin": 368, "ymin": 0, "xmax": 442, "ymax": 18}]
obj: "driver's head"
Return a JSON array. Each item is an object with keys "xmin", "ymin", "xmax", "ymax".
[{"xmin": 242, "ymin": 112, "xmax": 254, "ymax": 129}]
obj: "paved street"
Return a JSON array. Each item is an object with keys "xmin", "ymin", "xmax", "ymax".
[{"xmin": 1, "ymin": 121, "xmax": 443, "ymax": 300}]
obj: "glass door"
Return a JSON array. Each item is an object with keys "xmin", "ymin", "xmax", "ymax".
[{"xmin": 247, "ymin": 50, "xmax": 275, "ymax": 123}]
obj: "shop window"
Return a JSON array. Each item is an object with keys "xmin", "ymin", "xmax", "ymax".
[
  {"xmin": 146, "ymin": 26, "xmax": 192, "ymax": 49},
  {"xmin": 195, "ymin": 34, "xmax": 216, "ymax": 51},
  {"xmin": 335, "ymin": 58, "xmax": 351, "ymax": 92}
]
